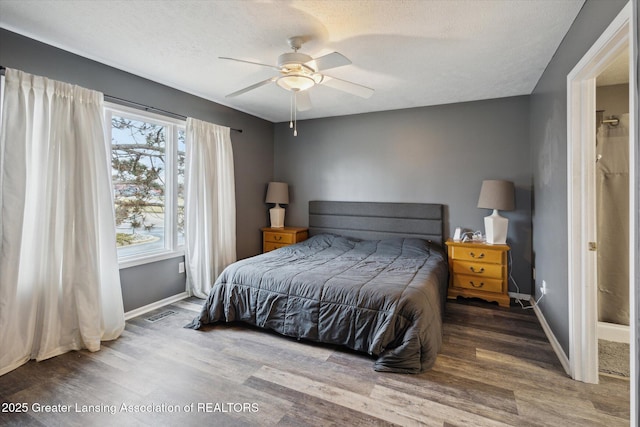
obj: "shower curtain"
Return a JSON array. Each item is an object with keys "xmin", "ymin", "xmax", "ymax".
[{"xmin": 596, "ymin": 113, "xmax": 630, "ymax": 326}]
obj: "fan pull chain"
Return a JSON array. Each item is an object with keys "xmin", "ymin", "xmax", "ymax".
[
  {"xmin": 289, "ymin": 92, "xmax": 294, "ymax": 129},
  {"xmin": 293, "ymin": 91, "xmax": 298, "ymax": 136},
  {"xmin": 288, "ymin": 91, "xmax": 299, "ymax": 136}
]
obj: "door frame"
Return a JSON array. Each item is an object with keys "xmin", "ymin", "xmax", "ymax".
[{"xmin": 566, "ymin": 0, "xmax": 635, "ymax": 395}]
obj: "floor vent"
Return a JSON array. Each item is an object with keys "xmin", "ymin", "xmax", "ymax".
[{"xmin": 145, "ymin": 310, "xmax": 177, "ymax": 323}]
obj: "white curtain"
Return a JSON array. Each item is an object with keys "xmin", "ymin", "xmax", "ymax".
[
  {"xmin": 185, "ymin": 118, "xmax": 236, "ymax": 298},
  {"xmin": 596, "ymin": 114, "xmax": 630, "ymax": 325},
  {"xmin": 0, "ymin": 69, "xmax": 124, "ymax": 376}
]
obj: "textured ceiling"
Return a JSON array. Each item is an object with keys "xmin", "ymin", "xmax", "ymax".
[{"xmin": 0, "ymin": 0, "xmax": 585, "ymax": 123}]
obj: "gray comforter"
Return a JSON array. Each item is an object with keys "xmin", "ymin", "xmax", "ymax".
[{"xmin": 186, "ymin": 233, "xmax": 448, "ymax": 373}]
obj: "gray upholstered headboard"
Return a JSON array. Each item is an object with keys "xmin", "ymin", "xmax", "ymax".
[{"xmin": 308, "ymin": 201, "xmax": 445, "ymax": 246}]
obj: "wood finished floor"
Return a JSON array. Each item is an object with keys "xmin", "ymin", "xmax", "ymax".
[{"xmin": 0, "ymin": 298, "xmax": 629, "ymax": 426}]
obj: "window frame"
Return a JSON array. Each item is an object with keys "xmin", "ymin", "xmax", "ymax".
[{"xmin": 104, "ymin": 102, "xmax": 186, "ymax": 269}]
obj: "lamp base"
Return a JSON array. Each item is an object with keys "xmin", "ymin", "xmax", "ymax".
[
  {"xmin": 484, "ymin": 209, "xmax": 508, "ymax": 244},
  {"xmin": 269, "ymin": 204, "xmax": 285, "ymax": 228}
]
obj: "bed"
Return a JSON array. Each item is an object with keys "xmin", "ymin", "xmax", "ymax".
[{"xmin": 186, "ymin": 201, "xmax": 448, "ymax": 373}]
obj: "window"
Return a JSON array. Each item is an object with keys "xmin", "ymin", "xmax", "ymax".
[{"xmin": 105, "ymin": 104, "xmax": 185, "ymax": 267}]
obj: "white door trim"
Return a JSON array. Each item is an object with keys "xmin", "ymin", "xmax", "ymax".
[{"xmin": 566, "ymin": 2, "xmax": 633, "ymax": 385}]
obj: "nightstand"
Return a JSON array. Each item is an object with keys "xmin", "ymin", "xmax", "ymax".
[
  {"xmin": 261, "ymin": 227, "xmax": 309, "ymax": 253},
  {"xmin": 445, "ymin": 239, "xmax": 510, "ymax": 307}
]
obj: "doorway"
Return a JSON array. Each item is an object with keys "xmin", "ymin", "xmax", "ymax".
[
  {"xmin": 595, "ymin": 52, "xmax": 630, "ymax": 377},
  {"xmin": 566, "ymin": 0, "xmax": 635, "ymax": 409}
]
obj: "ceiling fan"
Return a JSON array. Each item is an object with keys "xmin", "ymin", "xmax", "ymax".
[{"xmin": 220, "ymin": 36, "xmax": 374, "ymax": 135}]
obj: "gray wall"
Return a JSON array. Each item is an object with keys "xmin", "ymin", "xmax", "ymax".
[
  {"xmin": 274, "ymin": 96, "xmax": 533, "ymax": 294},
  {"xmin": 0, "ymin": 28, "xmax": 274, "ymax": 311},
  {"xmin": 119, "ymin": 258, "xmax": 186, "ymax": 313},
  {"xmin": 529, "ymin": 0, "xmax": 628, "ymax": 355}
]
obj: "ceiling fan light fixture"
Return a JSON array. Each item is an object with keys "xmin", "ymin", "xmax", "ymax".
[
  {"xmin": 276, "ymin": 74, "xmax": 316, "ymax": 91},
  {"xmin": 221, "ymin": 35, "xmax": 374, "ymax": 137}
]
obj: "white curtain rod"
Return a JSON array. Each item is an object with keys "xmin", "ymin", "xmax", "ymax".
[{"xmin": 0, "ymin": 65, "xmax": 243, "ymax": 133}]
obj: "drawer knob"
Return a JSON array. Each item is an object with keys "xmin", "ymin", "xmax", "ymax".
[
  {"xmin": 469, "ymin": 266, "xmax": 485, "ymax": 273},
  {"xmin": 469, "ymin": 252, "xmax": 485, "ymax": 259},
  {"xmin": 469, "ymin": 281, "xmax": 484, "ymax": 288},
  {"xmin": 274, "ymin": 235, "xmax": 282, "ymax": 241}
]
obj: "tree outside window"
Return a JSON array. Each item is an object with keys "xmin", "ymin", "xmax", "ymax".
[{"xmin": 106, "ymin": 106, "xmax": 185, "ymax": 262}]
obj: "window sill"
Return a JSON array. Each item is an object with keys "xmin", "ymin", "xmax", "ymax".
[{"xmin": 118, "ymin": 249, "xmax": 185, "ymax": 270}]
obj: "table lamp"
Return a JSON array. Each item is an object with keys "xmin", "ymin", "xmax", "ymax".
[
  {"xmin": 265, "ymin": 182, "xmax": 289, "ymax": 228},
  {"xmin": 477, "ymin": 180, "xmax": 515, "ymax": 244}
]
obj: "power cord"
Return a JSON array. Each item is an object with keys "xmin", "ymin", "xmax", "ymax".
[{"xmin": 508, "ymin": 250, "xmax": 545, "ymax": 310}]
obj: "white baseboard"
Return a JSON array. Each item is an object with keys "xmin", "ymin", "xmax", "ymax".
[
  {"xmin": 597, "ymin": 321, "xmax": 630, "ymax": 344},
  {"xmin": 509, "ymin": 292, "xmax": 532, "ymax": 302},
  {"xmin": 533, "ymin": 303, "xmax": 571, "ymax": 376},
  {"xmin": 124, "ymin": 292, "xmax": 190, "ymax": 321}
]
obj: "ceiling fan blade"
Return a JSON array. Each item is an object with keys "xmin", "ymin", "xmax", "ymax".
[
  {"xmin": 307, "ymin": 52, "xmax": 351, "ymax": 72},
  {"xmin": 321, "ymin": 75, "xmax": 374, "ymax": 99},
  {"xmin": 225, "ymin": 77, "xmax": 276, "ymax": 98},
  {"xmin": 295, "ymin": 90, "xmax": 312, "ymax": 112},
  {"xmin": 219, "ymin": 57, "xmax": 280, "ymax": 71}
]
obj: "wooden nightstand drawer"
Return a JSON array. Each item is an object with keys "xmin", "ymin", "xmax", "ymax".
[
  {"xmin": 450, "ymin": 246, "xmax": 503, "ymax": 264},
  {"xmin": 264, "ymin": 231, "xmax": 295, "ymax": 244},
  {"xmin": 261, "ymin": 227, "xmax": 308, "ymax": 253},
  {"xmin": 453, "ymin": 274, "xmax": 503, "ymax": 293},
  {"xmin": 445, "ymin": 239, "xmax": 510, "ymax": 307},
  {"xmin": 264, "ymin": 242, "xmax": 289, "ymax": 252},
  {"xmin": 452, "ymin": 260, "xmax": 503, "ymax": 279}
]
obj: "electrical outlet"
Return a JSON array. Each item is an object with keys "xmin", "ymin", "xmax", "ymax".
[
  {"xmin": 178, "ymin": 262, "xmax": 185, "ymax": 274},
  {"xmin": 541, "ymin": 280, "xmax": 547, "ymax": 295}
]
